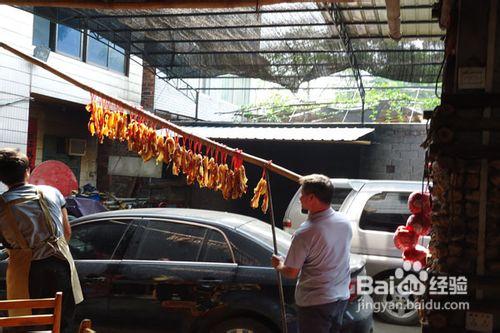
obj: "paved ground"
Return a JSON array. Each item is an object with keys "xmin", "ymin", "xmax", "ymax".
[{"xmin": 373, "ymin": 319, "xmax": 420, "ymax": 333}]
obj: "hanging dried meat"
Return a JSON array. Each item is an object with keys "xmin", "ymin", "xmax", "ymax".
[
  {"xmin": 251, "ymin": 175, "xmax": 269, "ymax": 213},
  {"xmin": 86, "ymin": 94, "xmax": 250, "ymax": 206}
]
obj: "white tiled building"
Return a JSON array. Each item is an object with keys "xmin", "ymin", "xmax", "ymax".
[{"xmin": 0, "ymin": 5, "xmax": 238, "ymax": 192}]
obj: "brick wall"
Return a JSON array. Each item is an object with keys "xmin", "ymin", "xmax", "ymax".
[
  {"xmin": 141, "ymin": 66, "xmax": 155, "ymax": 111},
  {"xmin": 359, "ymin": 124, "xmax": 427, "ymax": 180}
]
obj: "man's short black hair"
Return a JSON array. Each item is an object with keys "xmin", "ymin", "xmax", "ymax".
[
  {"xmin": 299, "ymin": 174, "xmax": 334, "ymax": 204},
  {"xmin": 0, "ymin": 148, "xmax": 29, "ymax": 186}
]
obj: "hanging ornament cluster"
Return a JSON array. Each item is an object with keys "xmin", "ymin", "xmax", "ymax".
[
  {"xmin": 86, "ymin": 95, "xmax": 249, "ymax": 201},
  {"xmin": 393, "ymin": 190, "xmax": 432, "ymax": 266}
]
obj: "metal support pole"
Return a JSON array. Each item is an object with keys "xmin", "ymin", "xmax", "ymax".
[
  {"xmin": 195, "ymin": 90, "xmax": 200, "ymax": 121},
  {"xmin": 361, "ymin": 97, "xmax": 365, "ymax": 125},
  {"xmin": 329, "ymin": 4, "xmax": 366, "ymax": 123},
  {"xmin": 65, "ymin": 5, "xmax": 434, "ymax": 20},
  {"xmin": 90, "ymin": 20, "xmax": 437, "ymax": 33},
  {"xmin": 266, "ymin": 172, "xmax": 288, "ymax": 333}
]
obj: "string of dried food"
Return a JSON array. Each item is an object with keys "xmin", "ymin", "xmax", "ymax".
[
  {"xmin": 86, "ymin": 95, "xmax": 252, "ymax": 205},
  {"xmin": 251, "ymin": 169, "xmax": 269, "ymax": 214}
]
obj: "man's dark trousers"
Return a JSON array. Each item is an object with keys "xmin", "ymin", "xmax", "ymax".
[
  {"xmin": 297, "ymin": 299, "xmax": 348, "ymax": 333},
  {"xmin": 29, "ymin": 256, "xmax": 75, "ymax": 333}
]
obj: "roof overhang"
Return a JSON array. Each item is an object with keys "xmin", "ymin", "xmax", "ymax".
[
  {"xmin": 180, "ymin": 124, "xmax": 374, "ymax": 143},
  {"xmin": 1, "ymin": 1, "xmax": 353, "ymax": 9},
  {"xmin": 6, "ymin": 1, "xmax": 444, "ymax": 91}
]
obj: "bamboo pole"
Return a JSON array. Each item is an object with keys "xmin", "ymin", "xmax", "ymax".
[
  {"xmin": 266, "ymin": 172, "xmax": 288, "ymax": 333},
  {"xmin": 0, "ymin": 0, "xmax": 351, "ymax": 9},
  {"xmin": 0, "ymin": 42, "xmax": 302, "ymax": 183}
]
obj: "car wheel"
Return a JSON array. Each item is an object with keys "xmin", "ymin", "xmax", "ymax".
[
  {"xmin": 210, "ymin": 317, "xmax": 275, "ymax": 333},
  {"xmin": 373, "ymin": 277, "xmax": 419, "ymax": 326}
]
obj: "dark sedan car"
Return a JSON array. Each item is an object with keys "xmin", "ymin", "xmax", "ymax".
[{"xmin": 0, "ymin": 208, "xmax": 373, "ymax": 332}]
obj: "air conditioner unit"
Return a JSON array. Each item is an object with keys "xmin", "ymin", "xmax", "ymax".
[{"xmin": 68, "ymin": 138, "xmax": 86, "ymax": 156}]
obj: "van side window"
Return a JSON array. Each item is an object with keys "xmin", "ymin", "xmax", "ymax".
[
  {"xmin": 331, "ymin": 188, "xmax": 352, "ymax": 210},
  {"xmin": 359, "ymin": 192, "xmax": 411, "ymax": 232}
]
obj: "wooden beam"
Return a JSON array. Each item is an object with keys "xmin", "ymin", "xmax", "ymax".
[
  {"xmin": 0, "ymin": 0, "xmax": 352, "ymax": 9},
  {"xmin": 0, "ymin": 42, "xmax": 302, "ymax": 183}
]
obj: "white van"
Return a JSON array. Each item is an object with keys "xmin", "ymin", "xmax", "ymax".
[
  {"xmin": 283, "ymin": 179, "xmax": 429, "ymax": 326},
  {"xmin": 282, "ymin": 178, "xmax": 366, "ymax": 230}
]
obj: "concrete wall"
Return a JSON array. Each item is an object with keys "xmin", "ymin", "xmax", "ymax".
[
  {"xmin": 154, "ymin": 75, "xmax": 238, "ymax": 121},
  {"xmin": 359, "ymin": 124, "xmax": 427, "ymax": 181},
  {"xmin": 0, "ymin": 6, "xmax": 32, "ymax": 154}
]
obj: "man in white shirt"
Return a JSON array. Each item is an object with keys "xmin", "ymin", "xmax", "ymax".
[{"xmin": 272, "ymin": 174, "xmax": 352, "ymax": 333}]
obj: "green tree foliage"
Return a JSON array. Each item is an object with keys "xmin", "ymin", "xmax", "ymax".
[{"xmin": 238, "ymin": 77, "xmax": 440, "ymax": 123}]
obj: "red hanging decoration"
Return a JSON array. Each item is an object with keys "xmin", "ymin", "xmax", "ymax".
[
  {"xmin": 403, "ymin": 244, "xmax": 429, "ymax": 266},
  {"xmin": 232, "ymin": 148, "xmax": 244, "ymax": 170},
  {"xmin": 393, "ymin": 225, "xmax": 419, "ymax": 251},
  {"xmin": 408, "ymin": 191, "xmax": 431, "ymax": 215},
  {"xmin": 406, "ymin": 213, "xmax": 431, "ymax": 236}
]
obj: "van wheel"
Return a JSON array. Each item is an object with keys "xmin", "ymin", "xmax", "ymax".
[
  {"xmin": 373, "ymin": 276, "xmax": 419, "ymax": 326},
  {"xmin": 209, "ymin": 317, "xmax": 275, "ymax": 333}
]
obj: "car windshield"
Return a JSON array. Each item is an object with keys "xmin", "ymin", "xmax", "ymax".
[{"xmin": 238, "ymin": 220, "xmax": 291, "ymax": 256}]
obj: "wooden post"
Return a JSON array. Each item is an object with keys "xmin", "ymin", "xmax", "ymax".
[{"xmin": 477, "ymin": 0, "xmax": 497, "ymax": 283}]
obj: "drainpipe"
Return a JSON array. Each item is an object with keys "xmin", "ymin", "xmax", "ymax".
[{"xmin": 385, "ymin": 0, "xmax": 402, "ymax": 41}]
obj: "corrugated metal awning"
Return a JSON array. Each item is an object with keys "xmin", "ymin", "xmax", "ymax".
[{"xmin": 180, "ymin": 126, "xmax": 374, "ymax": 143}]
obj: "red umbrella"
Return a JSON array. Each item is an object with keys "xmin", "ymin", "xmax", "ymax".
[{"xmin": 29, "ymin": 160, "xmax": 78, "ymax": 197}]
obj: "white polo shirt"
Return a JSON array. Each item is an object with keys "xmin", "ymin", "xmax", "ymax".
[{"xmin": 285, "ymin": 207, "xmax": 352, "ymax": 307}]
